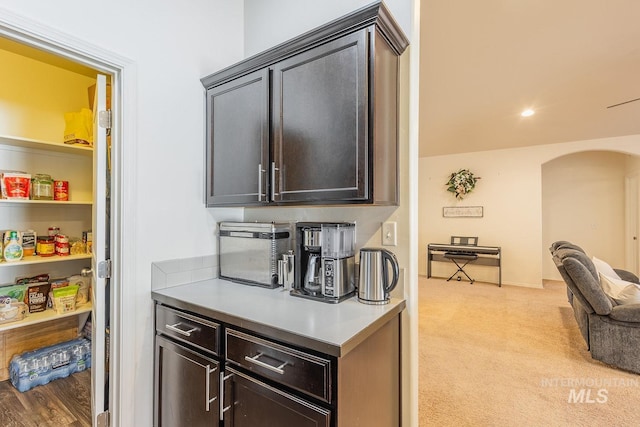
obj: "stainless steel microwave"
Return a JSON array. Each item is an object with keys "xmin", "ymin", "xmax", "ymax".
[{"xmin": 218, "ymin": 222, "xmax": 292, "ymax": 288}]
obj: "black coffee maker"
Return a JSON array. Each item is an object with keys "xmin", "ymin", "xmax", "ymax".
[{"xmin": 291, "ymin": 222, "xmax": 356, "ymax": 303}]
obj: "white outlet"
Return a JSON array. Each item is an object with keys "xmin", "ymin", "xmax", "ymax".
[{"xmin": 382, "ymin": 221, "xmax": 397, "ymax": 246}]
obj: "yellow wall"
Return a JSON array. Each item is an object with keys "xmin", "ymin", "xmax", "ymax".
[{"xmin": 0, "ymin": 48, "xmax": 95, "ymax": 142}]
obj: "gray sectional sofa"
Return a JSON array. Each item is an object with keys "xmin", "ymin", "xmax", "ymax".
[{"xmin": 550, "ymin": 241, "xmax": 640, "ymax": 374}]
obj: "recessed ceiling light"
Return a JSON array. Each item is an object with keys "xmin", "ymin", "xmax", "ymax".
[{"xmin": 521, "ymin": 108, "xmax": 535, "ymax": 117}]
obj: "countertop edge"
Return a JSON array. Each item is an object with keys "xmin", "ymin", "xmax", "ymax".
[{"xmin": 152, "ymin": 289, "xmax": 405, "ymax": 358}]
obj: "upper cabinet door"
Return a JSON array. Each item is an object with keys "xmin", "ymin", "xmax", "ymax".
[
  {"xmin": 271, "ymin": 30, "xmax": 368, "ymax": 204},
  {"xmin": 206, "ymin": 69, "xmax": 270, "ymax": 207}
]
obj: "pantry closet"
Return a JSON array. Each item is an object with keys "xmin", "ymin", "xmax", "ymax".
[{"xmin": 0, "ymin": 34, "xmax": 112, "ymax": 426}]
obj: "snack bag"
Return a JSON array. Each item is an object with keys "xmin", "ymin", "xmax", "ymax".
[
  {"xmin": 26, "ymin": 283, "xmax": 51, "ymax": 313},
  {"xmin": 52, "ymin": 285, "xmax": 79, "ymax": 314},
  {"xmin": 63, "ymin": 108, "xmax": 93, "ymax": 146},
  {"xmin": 67, "ymin": 274, "xmax": 90, "ymax": 305}
]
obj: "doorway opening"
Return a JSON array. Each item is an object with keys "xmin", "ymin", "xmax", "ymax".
[{"xmin": 0, "ymin": 18, "xmax": 126, "ymax": 426}]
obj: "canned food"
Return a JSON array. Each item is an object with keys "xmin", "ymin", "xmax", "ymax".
[
  {"xmin": 48, "ymin": 227, "xmax": 60, "ymax": 237},
  {"xmin": 55, "ymin": 242, "xmax": 70, "ymax": 256},
  {"xmin": 54, "ymin": 181, "xmax": 69, "ymax": 201},
  {"xmin": 55, "ymin": 234, "xmax": 69, "ymax": 244}
]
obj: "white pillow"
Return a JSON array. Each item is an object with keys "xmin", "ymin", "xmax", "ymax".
[
  {"xmin": 592, "ymin": 256, "xmax": 622, "ymax": 280},
  {"xmin": 599, "ymin": 273, "xmax": 640, "ymax": 305}
]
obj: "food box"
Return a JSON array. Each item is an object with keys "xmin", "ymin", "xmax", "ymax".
[
  {"xmin": 0, "ymin": 297, "xmax": 27, "ymax": 324},
  {"xmin": 0, "ymin": 172, "xmax": 31, "ymax": 200},
  {"xmin": 26, "ymin": 283, "xmax": 51, "ymax": 313},
  {"xmin": 21, "ymin": 230, "xmax": 36, "ymax": 257},
  {"xmin": 88, "ymin": 82, "xmax": 112, "ymax": 110}
]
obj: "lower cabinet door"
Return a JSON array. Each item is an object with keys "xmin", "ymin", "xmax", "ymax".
[
  {"xmin": 222, "ymin": 366, "xmax": 331, "ymax": 427},
  {"xmin": 155, "ymin": 335, "xmax": 220, "ymax": 427}
]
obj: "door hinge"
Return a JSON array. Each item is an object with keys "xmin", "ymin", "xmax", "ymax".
[
  {"xmin": 98, "ymin": 259, "xmax": 112, "ymax": 279},
  {"xmin": 97, "ymin": 411, "xmax": 110, "ymax": 427},
  {"xmin": 99, "ymin": 110, "xmax": 112, "ymax": 136}
]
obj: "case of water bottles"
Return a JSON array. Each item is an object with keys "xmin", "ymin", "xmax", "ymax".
[{"xmin": 9, "ymin": 337, "xmax": 91, "ymax": 392}]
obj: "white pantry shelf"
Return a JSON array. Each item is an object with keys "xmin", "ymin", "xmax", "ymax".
[
  {"xmin": 0, "ymin": 253, "xmax": 92, "ymax": 269},
  {"xmin": 0, "ymin": 301, "xmax": 92, "ymax": 333},
  {"xmin": 0, "ymin": 134, "xmax": 93, "ymax": 156},
  {"xmin": 0, "ymin": 199, "xmax": 92, "ymax": 206}
]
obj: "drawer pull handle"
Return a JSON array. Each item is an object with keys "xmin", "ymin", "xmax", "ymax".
[
  {"xmin": 205, "ymin": 365, "xmax": 218, "ymax": 412},
  {"xmin": 244, "ymin": 352, "xmax": 288, "ymax": 375},
  {"xmin": 221, "ymin": 373, "xmax": 234, "ymax": 418},
  {"xmin": 165, "ymin": 322, "xmax": 198, "ymax": 337}
]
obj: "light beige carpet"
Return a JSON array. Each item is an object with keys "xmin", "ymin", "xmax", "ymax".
[{"xmin": 419, "ymin": 277, "xmax": 640, "ymax": 426}]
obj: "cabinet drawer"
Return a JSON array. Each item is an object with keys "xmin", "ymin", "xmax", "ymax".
[
  {"xmin": 225, "ymin": 328, "xmax": 331, "ymax": 403},
  {"xmin": 155, "ymin": 305, "xmax": 220, "ymax": 356}
]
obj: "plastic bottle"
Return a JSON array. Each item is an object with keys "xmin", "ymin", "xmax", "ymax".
[{"xmin": 3, "ymin": 231, "xmax": 23, "ymax": 262}]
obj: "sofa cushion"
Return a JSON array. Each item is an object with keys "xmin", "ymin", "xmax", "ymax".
[
  {"xmin": 609, "ymin": 303, "xmax": 640, "ymax": 323},
  {"xmin": 554, "ymin": 242, "xmax": 586, "ymax": 253},
  {"xmin": 600, "ymin": 273, "xmax": 640, "ymax": 305},
  {"xmin": 615, "ymin": 269, "xmax": 640, "ymax": 284},
  {"xmin": 556, "ymin": 248, "xmax": 612, "ymax": 315},
  {"xmin": 592, "ymin": 256, "xmax": 622, "ymax": 280}
]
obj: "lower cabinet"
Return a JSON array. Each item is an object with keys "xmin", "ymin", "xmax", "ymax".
[
  {"xmin": 154, "ymin": 302, "xmax": 400, "ymax": 427},
  {"xmin": 222, "ymin": 366, "xmax": 330, "ymax": 427},
  {"xmin": 154, "ymin": 336, "xmax": 220, "ymax": 427}
]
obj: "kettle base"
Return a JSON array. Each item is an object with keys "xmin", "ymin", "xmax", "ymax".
[{"xmin": 357, "ymin": 297, "xmax": 390, "ymax": 305}]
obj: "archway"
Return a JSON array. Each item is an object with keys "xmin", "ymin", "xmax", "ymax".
[{"xmin": 541, "ymin": 150, "xmax": 640, "ymax": 280}]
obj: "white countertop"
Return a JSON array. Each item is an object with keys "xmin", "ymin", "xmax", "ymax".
[{"xmin": 152, "ymin": 278, "xmax": 405, "ymax": 357}]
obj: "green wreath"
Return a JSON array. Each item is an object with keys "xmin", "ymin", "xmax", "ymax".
[{"xmin": 446, "ymin": 169, "xmax": 480, "ymax": 200}]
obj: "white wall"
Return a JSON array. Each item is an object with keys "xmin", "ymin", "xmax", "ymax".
[
  {"xmin": 0, "ymin": 1, "xmax": 244, "ymax": 425},
  {"xmin": 419, "ymin": 134, "xmax": 640, "ymax": 287},
  {"xmin": 244, "ymin": 0, "xmax": 412, "ymax": 56}
]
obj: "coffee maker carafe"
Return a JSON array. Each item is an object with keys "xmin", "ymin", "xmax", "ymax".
[{"xmin": 292, "ymin": 222, "xmax": 356, "ymax": 303}]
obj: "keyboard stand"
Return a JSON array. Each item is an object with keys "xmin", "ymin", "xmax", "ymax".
[
  {"xmin": 427, "ymin": 243, "xmax": 502, "ymax": 286},
  {"xmin": 443, "ymin": 252, "xmax": 478, "ymax": 284}
]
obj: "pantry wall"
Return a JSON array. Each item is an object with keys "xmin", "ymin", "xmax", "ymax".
[{"xmin": 0, "ymin": 36, "xmax": 108, "ymax": 420}]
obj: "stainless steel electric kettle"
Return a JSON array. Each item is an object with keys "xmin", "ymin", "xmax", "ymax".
[{"xmin": 358, "ymin": 248, "xmax": 399, "ymax": 305}]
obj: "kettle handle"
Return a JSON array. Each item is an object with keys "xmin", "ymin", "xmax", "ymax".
[{"xmin": 381, "ymin": 249, "xmax": 399, "ymax": 295}]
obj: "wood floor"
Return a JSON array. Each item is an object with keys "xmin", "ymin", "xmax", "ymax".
[{"xmin": 0, "ymin": 370, "xmax": 91, "ymax": 427}]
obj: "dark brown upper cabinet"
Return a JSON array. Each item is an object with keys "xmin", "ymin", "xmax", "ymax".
[{"xmin": 202, "ymin": 1, "xmax": 408, "ymax": 207}]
